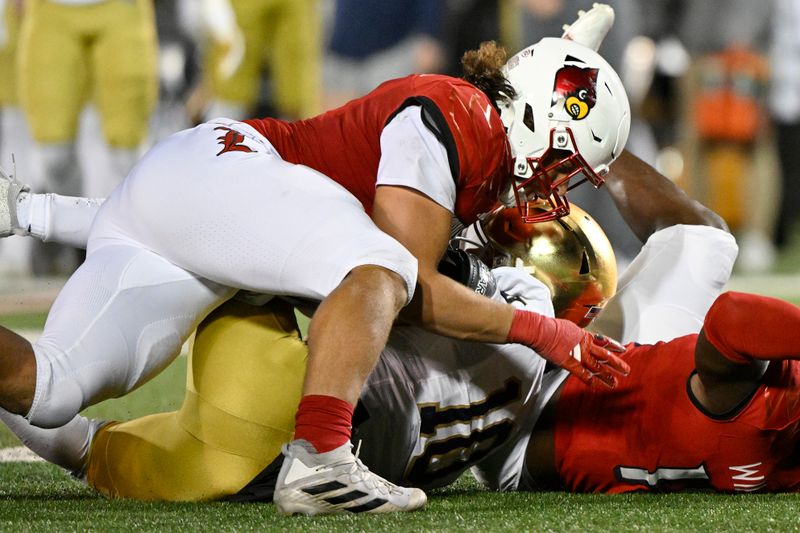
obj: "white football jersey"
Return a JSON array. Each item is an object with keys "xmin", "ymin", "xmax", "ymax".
[{"xmin": 355, "ymin": 268, "xmax": 553, "ymax": 490}]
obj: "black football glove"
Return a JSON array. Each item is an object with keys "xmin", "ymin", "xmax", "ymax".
[{"xmin": 437, "ymin": 248, "xmax": 497, "ymax": 296}]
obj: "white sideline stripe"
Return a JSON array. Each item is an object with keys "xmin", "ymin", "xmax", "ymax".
[{"xmin": 0, "ymin": 446, "xmax": 43, "ymax": 463}]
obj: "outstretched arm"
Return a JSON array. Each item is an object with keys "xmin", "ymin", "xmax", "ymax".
[
  {"xmin": 692, "ymin": 292, "xmax": 800, "ymax": 414},
  {"xmin": 605, "ymin": 150, "xmax": 728, "ymax": 241},
  {"xmin": 560, "ymin": 6, "xmax": 725, "ymax": 240},
  {"xmin": 372, "ymin": 185, "xmax": 628, "ymax": 389}
]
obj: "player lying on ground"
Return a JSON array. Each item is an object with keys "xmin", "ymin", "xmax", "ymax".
[
  {"xmin": 3, "ymin": 4, "xmax": 745, "ymax": 505},
  {"xmin": 505, "ymin": 290, "xmax": 800, "ymax": 493},
  {"xmin": 0, "ymin": 9, "xmax": 633, "ymax": 514},
  {"xmin": 0, "ymin": 142, "xmax": 739, "ymax": 500},
  {"xmin": 92, "ymin": 209, "xmax": 800, "ymax": 495}
]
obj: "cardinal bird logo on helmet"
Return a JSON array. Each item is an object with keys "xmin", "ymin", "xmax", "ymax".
[{"xmin": 552, "ymin": 65, "xmax": 599, "ymax": 120}]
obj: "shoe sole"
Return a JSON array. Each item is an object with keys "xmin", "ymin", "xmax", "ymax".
[{"xmin": 274, "ymin": 487, "xmax": 426, "ymax": 516}]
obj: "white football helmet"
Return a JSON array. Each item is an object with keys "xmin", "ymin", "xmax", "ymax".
[{"xmin": 499, "ymin": 37, "xmax": 631, "ymax": 223}]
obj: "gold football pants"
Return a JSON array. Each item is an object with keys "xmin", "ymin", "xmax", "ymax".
[
  {"xmin": 17, "ymin": 0, "xmax": 157, "ymax": 146},
  {"xmin": 206, "ymin": 0, "xmax": 321, "ymax": 119},
  {"xmin": 85, "ymin": 300, "xmax": 307, "ymax": 501},
  {"xmin": 0, "ymin": 1, "xmax": 21, "ymax": 107}
]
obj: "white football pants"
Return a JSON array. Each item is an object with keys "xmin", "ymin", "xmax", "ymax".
[{"xmin": 27, "ymin": 119, "xmax": 417, "ymax": 427}]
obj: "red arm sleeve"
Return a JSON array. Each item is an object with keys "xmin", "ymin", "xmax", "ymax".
[{"xmin": 703, "ymin": 291, "xmax": 800, "ymax": 363}]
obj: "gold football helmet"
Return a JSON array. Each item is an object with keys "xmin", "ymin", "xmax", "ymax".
[{"xmin": 480, "ymin": 202, "xmax": 617, "ymax": 327}]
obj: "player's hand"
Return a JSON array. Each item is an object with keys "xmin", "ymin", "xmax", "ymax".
[
  {"xmin": 560, "ymin": 329, "xmax": 629, "ymax": 389},
  {"xmin": 507, "ymin": 309, "xmax": 629, "ymax": 388}
]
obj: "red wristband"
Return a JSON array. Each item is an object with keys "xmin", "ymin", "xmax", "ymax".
[{"xmin": 506, "ymin": 308, "xmax": 557, "ymax": 352}]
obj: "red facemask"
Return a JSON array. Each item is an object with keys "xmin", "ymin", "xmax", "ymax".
[{"xmin": 511, "ymin": 128, "xmax": 607, "ymax": 223}]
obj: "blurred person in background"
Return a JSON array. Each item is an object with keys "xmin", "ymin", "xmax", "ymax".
[
  {"xmin": 149, "ymin": 1, "xmax": 203, "ymax": 140},
  {"xmin": 323, "ymin": 0, "xmax": 445, "ymax": 110},
  {"xmin": 0, "ymin": 0, "xmax": 23, "ymax": 157},
  {"xmin": 440, "ymin": 0, "xmax": 511, "ymax": 77},
  {"xmin": 674, "ymin": 0, "xmax": 777, "ymax": 273},
  {"xmin": 768, "ymin": 0, "xmax": 800, "ymax": 267},
  {"xmin": 187, "ymin": 0, "xmax": 322, "ymax": 122},
  {"xmin": 17, "ymin": 0, "xmax": 158, "ymax": 276},
  {"xmin": 0, "ymin": 0, "xmax": 33, "ymax": 277}
]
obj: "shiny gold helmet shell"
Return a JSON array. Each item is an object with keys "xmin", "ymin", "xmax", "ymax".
[{"xmin": 480, "ymin": 203, "xmax": 617, "ymax": 327}]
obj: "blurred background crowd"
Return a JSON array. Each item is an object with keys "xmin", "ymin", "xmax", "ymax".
[{"xmin": 0, "ymin": 0, "xmax": 798, "ymax": 280}]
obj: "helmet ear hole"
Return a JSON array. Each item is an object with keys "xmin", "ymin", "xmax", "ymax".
[
  {"xmin": 523, "ymin": 103, "xmax": 536, "ymax": 133},
  {"xmin": 579, "ymin": 251, "xmax": 590, "ymax": 275}
]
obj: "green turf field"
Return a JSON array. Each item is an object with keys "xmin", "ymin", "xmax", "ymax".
[
  {"xmin": 2, "ymin": 284, "xmax": 800, "ymax": 531},
  {"xmin": 2, "ymin": 462, "xmax": 800, "ymax": 531},
  {"xmin": 0, "ymin": 311, "xmax": 188, "ymax": 448}
]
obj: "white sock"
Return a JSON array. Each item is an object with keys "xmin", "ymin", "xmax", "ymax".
[
  {"xmin": 0, "ymin": 408, "xmax": 100, "ymax": 476},
  {"xmin": 20, "ymin": 192, "xmax": 45, "ymax": 239},
  {"xmin": 23, "ymin": 193, "xmax": 101, "ymax": 247}
]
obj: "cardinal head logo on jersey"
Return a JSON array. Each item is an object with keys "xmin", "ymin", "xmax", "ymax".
[
  {"xmin": 552, "ymin": 65, "xmax": 599, "ymax": 120},
  {"xmin": 214, "ymin": 126, "xmax": 255, "ymax": 156}
]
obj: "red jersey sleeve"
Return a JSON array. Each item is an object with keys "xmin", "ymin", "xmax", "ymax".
[{"xmin": 390, "ymin": 81, "xmax": 512, "ymax": 223}]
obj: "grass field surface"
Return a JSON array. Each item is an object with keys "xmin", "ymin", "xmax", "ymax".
[
  {"xmin": 1, "ymin": 274, "xmax": 800, "ymax": 531},
  {"xmin": 2, "ymin": 463, "xmax": 800, "ymax": 531}
]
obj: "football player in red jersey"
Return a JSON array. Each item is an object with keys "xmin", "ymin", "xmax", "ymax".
[
  {"xmin": 0, "ymin": 141, "xmax": 747, "ymax": 503},
  {"xmin": 513, "ymin": 290, "xmax": 800, "ymax": 494},
  {"xmin": 0, "ymin": 33, "xmax": 632, "ymax": 514},
  {"xmin": 467, "ymin": 145, "xmax": 800, "ymax": 494}
]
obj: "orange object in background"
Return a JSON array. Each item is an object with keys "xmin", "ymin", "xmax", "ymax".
[
  {"xmin": 705, "ymin": 144, "xmax": 748, "ymax": 229},
  {"xmin": 693, "ymin": 47, "xmax": 769, "ymax": 143}
]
